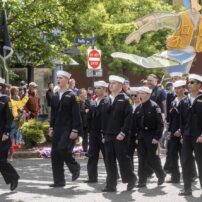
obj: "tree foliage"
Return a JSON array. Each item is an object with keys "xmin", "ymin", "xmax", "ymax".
[{"xmin": 2, "ymin": 0, "xmax": 177, "ymax": 76}]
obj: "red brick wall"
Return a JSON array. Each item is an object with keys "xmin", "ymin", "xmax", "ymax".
[{"xmin": 190, "ymin": 53, "xmax": 202, "ymax": 75}]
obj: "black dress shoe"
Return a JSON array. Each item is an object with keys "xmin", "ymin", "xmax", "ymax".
[
  {"xmin": 127, "ymin": 176, "xmax": 137, "ymax": 191},
  {"xmin": 83, "ymin": 179, "xmax": 97, "ymax": 183},
  {"xmin": 158, "ymin": 174, "xmax": 166, "ymax": 185},
  {"xmin": 178, "ymin": 190, "xmax": 192, "ymax": 196},
  {"xmin": 72, "ymin": 165, "xmax": 80, "ymax": 181},
  {"xmin": 10, "ymin": 180, "xmax": 18, "ymax": 191},
  {"xmin": 101, "ymin": 187, "xmax": 116, "ymax": 192},
  {"xmin": 49, "ymin": 183, "xmax": 65, "ymax": 187},
  {"xmin": 136, "ymin": 183, "xmax": 146, "ymax": 188},
  {"xmin": 127, "ymin": 181, "xmax": 135, "ymax": 191}
]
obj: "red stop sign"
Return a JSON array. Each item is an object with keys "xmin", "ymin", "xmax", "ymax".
[{"xmin": 88, "ymin": 49, "xmax": 101, "ymax": 69}]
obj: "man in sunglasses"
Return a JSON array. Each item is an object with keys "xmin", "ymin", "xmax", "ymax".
[{"xmin": 179, "ymin": 74, "xmax": 202, "ymax": 196}]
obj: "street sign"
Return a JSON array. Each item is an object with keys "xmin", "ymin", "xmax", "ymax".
[
  {"xmin": 88, "ymin": 48, "xmax": 101, "ymax": 69},
  {"xmin": 86, "ymin": 69, "xmax": 103, "ymax": 77},
  {"xmin": 74, "ymin": 38, "xmax": 95, "ymax": 45}
]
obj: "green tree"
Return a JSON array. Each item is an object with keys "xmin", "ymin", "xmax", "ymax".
[
  {"xmin": 72, "ymin": 0, "xmax": 175, "ymax": 77},
  {"xmin": 2, "ymin": 0, "xmax": 177, "ymax": 77}
]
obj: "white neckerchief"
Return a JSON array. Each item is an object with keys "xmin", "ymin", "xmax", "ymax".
[
  {"xmin": 58, "ymin": 88, "xmax": 69, "ymax": 100},
  {"xmin": 132, "ymin": 103, "xmax": 139, "ymax": 113},
  {"xmin": 59, "ymin": 92, "xmax": 64, "ymax": 100},
  {"xmin": 188, "ymin": 94, "xmax": 196, "ymax": 105},
  {"xmin": 109, "ymin": 94, "xmax": 115, "ymax": 104},
  {"xmin": 174, "ymin": 97, "xmax": 180, "ymax": 107},
  {"xmin": 96, "ymin": 98, "xmax": 101, "ymax": 106}
]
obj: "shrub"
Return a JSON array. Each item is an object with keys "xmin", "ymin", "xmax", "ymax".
[{"xmin": 21, "ymin": 120, "xmax": 48, "ymax": 147}]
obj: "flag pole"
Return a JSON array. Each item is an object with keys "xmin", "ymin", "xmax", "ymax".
[
  {"xmin": 0, "ymin": 2, "xmax": 13, "ymax": 83},
  {"xmin": 3, "ymin": 58, "xmax": 9, "ymax": 83},
  {"xmin": 2, "ymin": 2, "xmax": 8, "ymax": 83}
]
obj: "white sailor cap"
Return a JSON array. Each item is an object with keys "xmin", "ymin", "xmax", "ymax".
[
  {"xmin": 0, "ymin": 77, "xmax": 5, "ymax": 84},
  {"xmin": 170, "ymin": 72, "xmax": 183, "ymax": 78},
  {"xmin": 57, "ymin": 70, "xmax": 71, "ymax": 79},
  {"xmin": 109, "ymin": 75, "xmax": 125, "ymax": 84},
  {"xmin": 130, "ymin": 87, "xmax": 140, "ymax": 94},
  {"xmin": 173, "ymin": 80, "xmax": 186, "ymax": 88},
  {"xmin": 139, "ymin": 86, "xmax": 152, "ymax": 94},
  {"xmin": 189, "ymin": 74, "xmax": 202, "ymax": 82},
  {"xmin": 94, "ymin": 80, "xmax": 108, "ymax": 88}
]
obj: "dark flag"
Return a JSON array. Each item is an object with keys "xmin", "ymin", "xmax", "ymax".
[{"xmin": 0, "ymin": 9, "xmax": 13, "ymax": 62}]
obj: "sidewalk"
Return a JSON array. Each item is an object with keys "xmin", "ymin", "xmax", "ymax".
[{"xmin": 0, "ymin": 158, "xmax": 201, "ymax": 202}]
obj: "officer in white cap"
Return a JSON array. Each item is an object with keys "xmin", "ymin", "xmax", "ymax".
[
  {"xmin": 170, "ymin": 72, "xmax": 183, "ymax": 82},
  {"xmin": 101, "ymin": 75, "xmax": 137, "ymax": 192},
  {"xmin": 84, "ymin": 80, "xmax": 108, "ymax": 183},
  {"xmin": 134, "ymin": 86, "xmax": 165, "ymax": 187},
  {"xmin": 0, "ymin": 77, "xmax": 20, "ymax": 191},
  {"xmin": 179, "ymin": 73, "xmax": 202, "ymax": 196},
  {"xmin": 49, "ymin": 70, "xmax": 81, "ymax": 187}
]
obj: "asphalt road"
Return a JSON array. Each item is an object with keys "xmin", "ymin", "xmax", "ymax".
[{"xmin": 0, "ymin": 156, "xmax": 201, "ymax": 202}]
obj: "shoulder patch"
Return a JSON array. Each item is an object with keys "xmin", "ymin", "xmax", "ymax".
[
  {"xmin": 156, "ymin": 107, "xmax": 161, "ymax": 114},
  {"xmin": 65, "ymin": 94, "xmax": 71, "ymax": 98},
  {"xmin": 75, "ymin": 96, "xmax": 80, "ymax": 102}
]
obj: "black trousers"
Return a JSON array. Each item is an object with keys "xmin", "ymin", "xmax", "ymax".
[
  {"xmin": 51, "ymin": 128, "xmax": 80, "ymax": 184},
  {"xmin": 104, "ymin": 136, "xmax": 136, "ymax": 189},
  {"xmin": 82, "ymin": 127, "xmax": 88, "ymax": 152},
  {"xmin": 128, "ymin": 136, "xmax": 137, "ymax": 171},
  {"xmin": 87, "ymin": 133, "xmax": 105, "ymax": 180},
  {"xmin": 181, "ymin": 137, "xmax": 202, "ymax": 190},
  {"xmin": 0, "ymin": 138, "xmax": 19, "ymax": 184},
  {"xmin": 169, "ymin": 137, "xmax": 181, "ymax": 181},
  {"xmin": 137, "ymin": 137, "xmax": 165, "ymax": 184},
  {"xmin": 164, "ymin": 138, "xmax": 172, "ymax": 173},
  {"xmin": 128, "ymin": 136, "xmax": 154, "ymax": 176}
]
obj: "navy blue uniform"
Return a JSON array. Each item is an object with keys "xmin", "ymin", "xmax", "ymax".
[
  {"xmin": 150, "ymin": 86, "xmax": 167, "ymax": 113},
  {"xmin": 181, "ymin": 93, "xmax": 202, "ymax": 191},
  {"xmin": 167, "ymin": 97, "xmax": 188, "ymax": 182},
  {"xmin": 86, "ymin": 98, "xmax": 106, "ymax": 181},
  {"xmin": 50, "ymin": 90, "xmax": 82, "ymax": 185},
  {"xmin": 102, "ymin": 93, "xmax": 136, "ymax": 190},
  {"xmin": 135, "ymin": 99, "xmax": 165, "ymax": 184},
  {"xmin": 79, "ymin": 99, "xmax": 90, "ymax": 153},
  {"xmin": 0, "ymin": 95, "xmax": 19, "ymax": 185}
]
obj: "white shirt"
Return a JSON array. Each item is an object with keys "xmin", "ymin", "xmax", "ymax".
[
  {"xmin": 132, "ymin": 103, "xmax": 139, "ymax": 113},
  {"xmin": 95, "ymin": 98, "xmax": 101, "ymax": 107},
  {"xmin": 188, "ymin": 94, "xmax": 196, "ymax": 105},
  {"xmin": 109, "ymin": 94, "xmax": 115, "ymax": 104}
]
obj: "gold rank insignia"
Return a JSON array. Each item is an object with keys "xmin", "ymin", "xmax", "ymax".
[{"xmin": 75, "ymin": 96, "xmax": 80, "ymax": 103}]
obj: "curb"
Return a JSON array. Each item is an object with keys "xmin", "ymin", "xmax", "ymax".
[
  {"xmin": 14, "ymin": 150, "xmax": 41, "ymax": 159},
  {"xmin": 13, "ymin": 148, "xmax": 167, "ymax": 159}
]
